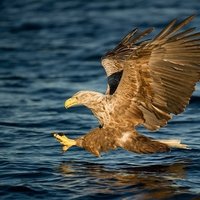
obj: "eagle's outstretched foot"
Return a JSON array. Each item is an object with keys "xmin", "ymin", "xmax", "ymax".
[{"xmin": 53, "ymin": 132, "xmax": 76, "ymax": 153}]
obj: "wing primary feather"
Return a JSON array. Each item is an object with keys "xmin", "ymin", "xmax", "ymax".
[
  {"xmin": 153, "ymin": 18, "xmax": 178, "ymax": 41},
  {"xmin": 168, "ymin": 27, "xmax": 196, "ymax": 42},
  {"xmin": 117, "ymin": 28, "xmax": 138, "ymax": 46},
  {"xmin": 159, "ymin": 14, "xmax": 196, "ymax": 40},
  {"xmin": 153, "ymin": 14, "xmax": 196, "ymax": 42},
  {"xmin": 129, "ymin": 27, "xmax": 154, "ymax": 44},
  {"xmin": 179, "ymin": 32, "xmax": 200, "ymax": 42}
]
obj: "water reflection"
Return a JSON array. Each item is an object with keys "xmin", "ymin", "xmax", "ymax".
[{"xmin": 55, "ymin": 161, "xmax": 190, "ymax": 199}]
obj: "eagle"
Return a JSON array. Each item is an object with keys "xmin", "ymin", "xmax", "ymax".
[{"xmin": 53, "ymin": 14, "xmax": 200, "ymax": 157}]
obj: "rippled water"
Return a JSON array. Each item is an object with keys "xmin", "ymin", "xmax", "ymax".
[{"xmin": 1, "ymin": 1, "xmax": 200, "ymax": 199}]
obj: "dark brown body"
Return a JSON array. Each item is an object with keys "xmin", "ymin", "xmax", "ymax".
[{"xmin": 76, "ymin": 127, "xmax": 170, "ymax": 157}]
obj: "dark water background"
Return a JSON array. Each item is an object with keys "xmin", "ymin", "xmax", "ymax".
[{"xmin": 1, "ymin": 0, "xmax": 200, "ymax": 199}]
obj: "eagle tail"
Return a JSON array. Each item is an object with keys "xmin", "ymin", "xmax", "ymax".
[{"xmin": 155, "ymin": 139, "xmax": 190, "ymax": 149}]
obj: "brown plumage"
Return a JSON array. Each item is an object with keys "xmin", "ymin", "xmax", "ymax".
[{"xmin": 53, "ymin": 14, "xmax": 200, "ymax": 157}]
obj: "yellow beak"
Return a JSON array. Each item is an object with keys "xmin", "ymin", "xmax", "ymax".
[{"xmin": 64, "ymin": 97, "xmax": 78, "ymax": 108}]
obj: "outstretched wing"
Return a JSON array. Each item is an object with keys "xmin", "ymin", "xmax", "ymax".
[
  {"xmin": 111, "ymin": 14, "xmax": 200, "ymax": 131},
  {"xmin": 101, "ymin": 27, "xmax": 154, "ymax": 94}
]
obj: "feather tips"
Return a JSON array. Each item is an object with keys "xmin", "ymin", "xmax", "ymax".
[{"xmin": 108, "ymin": 14, "xmax": 200, "ymax": 131}]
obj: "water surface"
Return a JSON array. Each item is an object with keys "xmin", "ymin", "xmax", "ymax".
[{"xmin": 1, "ymin": 1, "xmax": 200, "ymax": 199}]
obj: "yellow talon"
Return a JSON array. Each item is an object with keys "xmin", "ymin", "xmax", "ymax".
[{"xmin": 53, "ymin": 132, "xmax": 76, "ymax": 153}]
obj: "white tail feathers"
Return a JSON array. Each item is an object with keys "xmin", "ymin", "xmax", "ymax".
[{"xmin": 155, "ymin": 139, "xmax": 191, "ymax": 149}]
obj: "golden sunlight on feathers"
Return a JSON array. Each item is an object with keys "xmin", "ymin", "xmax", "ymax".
[{"xmin": 54, "ymin": 14, "xmax": 200, "ymax": 157}]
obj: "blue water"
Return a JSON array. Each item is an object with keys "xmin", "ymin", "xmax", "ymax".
[{"xmin": 1, "ymin": 1, "xmax": 200, "ymax": 199}]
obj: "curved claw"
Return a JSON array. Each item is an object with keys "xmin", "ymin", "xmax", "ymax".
[{"xmin": 53, "ymin": 132, "xmax": 76, "ymax": 153}]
